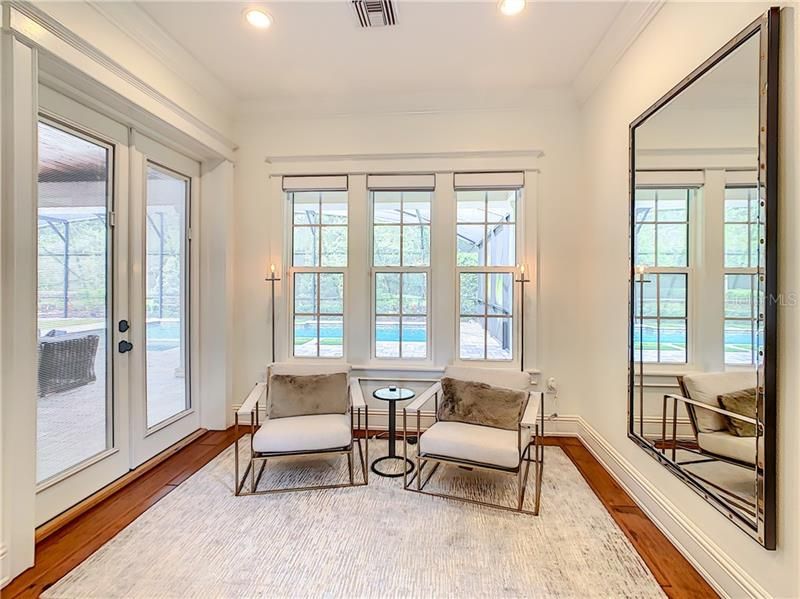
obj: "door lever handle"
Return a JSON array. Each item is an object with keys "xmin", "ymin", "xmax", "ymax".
[{"xmin": 118, "ymin": 340, "xmax": 133, "ymax": 354}]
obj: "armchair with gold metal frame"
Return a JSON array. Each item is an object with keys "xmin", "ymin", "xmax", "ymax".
[
  {"xmin": 657, "ymin": 371, "xmax": 762, "ymax": 469},
  {"xmin": 234, "ymin": 364, "xmax": 368, "ymax": 495},
  {"xmin": 401, "ymin": 366, "xmax": 544, "ymax": 515}
]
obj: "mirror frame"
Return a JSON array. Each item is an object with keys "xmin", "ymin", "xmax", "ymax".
[{"xmin": 627, "ymin": 8, "xmax": 779, "ymax": 549}]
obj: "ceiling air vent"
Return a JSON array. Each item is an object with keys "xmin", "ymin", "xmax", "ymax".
[{"xmin": 352, "ymin": 0, "xmax": 396, "ymax": 28}]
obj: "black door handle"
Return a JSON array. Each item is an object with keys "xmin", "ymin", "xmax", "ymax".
[
  {"xmin": 118, "ymin": 319, "xmax": 130, "ymax": 333},
  {"xmin": 118, "ymin": 340, "xmax": 133, "ymax": 353}
]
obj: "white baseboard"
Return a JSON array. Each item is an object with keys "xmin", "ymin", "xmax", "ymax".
[
  {"xmin": 575, "ymin": 417, "xmax": 769, "ymax": 599},
  {"xmin": 0, "ymin": 543, "xmax": 9, "ymax": 589},
  {"xmin": 637, "ymin": 416, "xmax": 694, "ymax": 440}
]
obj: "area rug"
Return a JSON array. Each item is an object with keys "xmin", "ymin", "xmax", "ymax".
[{"xmin": 43, "ymin": 439, "xmax": 664, "ymax": 598}]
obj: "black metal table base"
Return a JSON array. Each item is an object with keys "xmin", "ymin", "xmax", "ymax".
[
  {"xmin": 370, "ymin": 386, "xmax": 418, "ymax": 479},
  {"xmin": 371, "ymin": 455, "xmax": 415, "ymax": 478}
]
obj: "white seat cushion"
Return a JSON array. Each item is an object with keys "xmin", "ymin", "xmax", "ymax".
[
  {"xmin": 419, "ymin": 421, "xmax": 528, "ymax": 469},
  {"xmin": 253, "ymin": 414, "xmax": 351, "ymax": 453},
  {"xmin": 697, "ymin": 431, "xmax": 763, "ymax": 468},
  {"xmin": 682, "ymin": 371, "xmax": 756, "ymax": 433}
]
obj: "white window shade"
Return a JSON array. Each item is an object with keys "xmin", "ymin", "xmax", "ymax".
[
  {"xmin": 636, "ymin": 171, "xmax": 704, "ymax": 187},
  {"xmin": 367, "ymin": 174, "xmax": 435, "ymax": 190},
  {"xmin": 283, "ymin": 175, "xmax": 348, "ymax": 192},
  {"xmin": 725, "ymin": 170, "xmax": 758, "ymax": 186},
  {"xmin": 453, "ymin": 171, "xmax": 524, "ymax": 190}
]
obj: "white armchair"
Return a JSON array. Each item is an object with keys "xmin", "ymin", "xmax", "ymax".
[
  {"xmin": 660, "ymin": 371, "xmax": 761, "ymax": 469},
  {"xmin": 402, "ymin": 366, "xmax": 544, "ymax": 515},
  {"xmin": 234, "ymin": 363, "xmax": 368, "ymax": 495}
]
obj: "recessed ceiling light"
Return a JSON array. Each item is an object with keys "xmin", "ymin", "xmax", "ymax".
[
  {"xmin": 499, "ymin": 0, "xmax": 526, "ymax": 16},
  {"xmin": 244, "ymin": 8, "xmax": 273, "ymax": 29}
]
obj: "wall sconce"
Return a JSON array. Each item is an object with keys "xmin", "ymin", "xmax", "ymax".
[
  {"xmin": 266, "ymin": 263, "xmax": 281, "ymax": 363},
  {"xmin": 634, "ymin": 265, "xmax": 650, "ymax": 437},
  {"xmin": 515, "ymin": 263, "xmax": 531, "ymax": 372}
]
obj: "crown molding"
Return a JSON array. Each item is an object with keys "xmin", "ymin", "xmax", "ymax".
[
  {"xmin": 7, "ymin": 1, "xmax": 237, "ymax": 159},
  {"xmin": 87, "ymin": 1, "xmax": 238, "ymax": 114},
  {"xmin": 573, "ymin": 0, "xmax": 665, "ymax": 104}
]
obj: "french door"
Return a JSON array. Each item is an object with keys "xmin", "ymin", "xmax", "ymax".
[
  {"xmin": 35, "ymin": 87, "xmax": 200, "ymax": 524},
  {"xmin": 129, "ymin": 133, "xmax": 200, "ymax": 467}
]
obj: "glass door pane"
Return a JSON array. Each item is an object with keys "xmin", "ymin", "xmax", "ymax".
[
  {"xmin": 145, "ymin": 164, "xmax": 189, "ymax": 428},
  {"xmin": 37, "ymin": 120, "xmax": 112, "ymax": 482}
]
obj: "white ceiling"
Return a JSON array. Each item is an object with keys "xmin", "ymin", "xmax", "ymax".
[{"xmin": 136, "ymin": 1, "xmax": 627, "ymax": 111}]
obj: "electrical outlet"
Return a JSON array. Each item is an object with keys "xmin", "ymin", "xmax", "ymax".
[{"xmin": 546, "ymin": 377, "xmax": 558, "ymax": 392}]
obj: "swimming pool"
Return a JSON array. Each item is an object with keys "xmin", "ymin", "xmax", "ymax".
[
  {"xmin": 146, "ymin": 321, "xmax": 181, "ymax": 351},
  {"xmin": 293, "ymin": 321, "xmax": 427, "ymax": 344}
]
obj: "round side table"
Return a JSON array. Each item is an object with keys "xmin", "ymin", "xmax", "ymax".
[{"xmin": 371, "ymin": 386, "xmax": 416, "ymax": 478}]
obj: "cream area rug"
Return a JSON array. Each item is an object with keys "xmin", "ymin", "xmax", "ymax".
[{"xmin": 43, "ymin": 439, "xmax": 665, "ymax": 598}]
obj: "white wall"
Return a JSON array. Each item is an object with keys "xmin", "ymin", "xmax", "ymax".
[
  {"xmin": 33, "ymin": 1, "xmax": 235, "ymax": 141},
  {"xmin": 231, "ymin": 91, "xmax": 585, "ymax": 422},
  {"xmin": 580, "ymin": 2, "xmax": 799, "ymax": 597}
]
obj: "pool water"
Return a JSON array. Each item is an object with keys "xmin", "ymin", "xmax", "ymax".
[
  {"xmin": 146, "ymin": 321, "xmax": 181, "ymax": 351},
  {"xmin": 293, "ymin": 322, "xmax": 427, "ymax": 344}
]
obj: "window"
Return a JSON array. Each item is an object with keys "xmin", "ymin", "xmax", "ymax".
[
  {"xmin": 633, "ymin": 188, "xmax": 690, "ymax": 363},
  {"xmin": 372, "ymin": 190, "xmax": 431, "ymax": 359},
  {"xmin": 37, "ymin": 119, "xmax": 113, "ymax": 482},
  {"xmin": 291, "ymin": 191, "xmax": 347, "ymax": 357},
  {"xmin": 724, "ymin": 186, "xmax": 760, "ymax": 365},
  {"xmin": 145, "ymin": 164, "xmax": 190, "ymax": 428},
  {"xmin": 456, "ymin": 189, "xmax": 518, "ymax": 360}
]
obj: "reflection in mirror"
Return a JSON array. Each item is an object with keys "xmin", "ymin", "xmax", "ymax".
[{"xmin": 629, "ymin": 10, "xmax": 777, "ymax": 549}]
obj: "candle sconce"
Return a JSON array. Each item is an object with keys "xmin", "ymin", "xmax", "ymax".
[
  {"xmin": 634, "ymin": 265, "xmax": 650, "ymax": 438},
  {"xmin": 266, "ymin": 264, "xmax": 281, "ymax": 363},
  {"xmin": 515, "ymin": 264, "xmax": 531, "ymax": 372}
]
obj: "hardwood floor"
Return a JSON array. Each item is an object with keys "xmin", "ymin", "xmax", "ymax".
[
  {"xmin": 4, "ymin": 431, "xmax": 717, "ymax": 598},
  {"xmin": 555, "ymin": 438, "xmax": 718, "ymax": 598},
  {"xmin": 3, "ymin": 429, "xmax": 244, "ymax": 599}
]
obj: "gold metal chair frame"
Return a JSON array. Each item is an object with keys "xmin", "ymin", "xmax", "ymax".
[
  {"xmin": 657, "ymin": 384, "xmax": 761, "ymax": 516},
  {"xmin": 234, "ymin": 380, "xmax": 369, "ymax": 495},
  {"xmin": 402, "ymin": 384, "xmax": 544, "ymax": 515}
]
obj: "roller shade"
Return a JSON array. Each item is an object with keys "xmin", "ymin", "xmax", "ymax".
[
  {"xmin": 635, "ymin": 170, "xmax": 704, "ymax": 187},
  {"xmin": 726, "ymin": 170, "xmax": 758, "ymax": 186},
  {"xmin": 453, "ymin": 171, "xmax": 524, "ymax": 190},
  {"xmin": 282, "ymin": 175, "xmax": 348, "ymax": 192},
  {"xmin": 367, "ymin": 174, "xmax": 435, "ymax": 190}
]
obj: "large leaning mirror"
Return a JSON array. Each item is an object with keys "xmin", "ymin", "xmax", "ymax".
[{"xmin": 628, "ymin": 8, "xmax": 779, "ymax": 548}]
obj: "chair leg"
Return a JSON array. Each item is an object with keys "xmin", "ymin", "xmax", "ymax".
[
  {"xmin": 255, "ymin": 460, "xmax": 267, "ymax": 490},
  {"xmin": 403, "ymin": 408, "xmax": 414, "ymax": 489},
  {"xmin": 234, "ymin": 414, "xmax": 240, "ymax": 496},
  {"xmin": 347, "ymin": 450, "xmax": 354, "ymax": 485},
  {"xmin": 517, "ymin": 444, "xmax": 533, "ymax": 511},
  {"xmin": 365, "ymin": 407, "xmax": 369, "ymax": 484},
  {"xmin": 533, "ymin": 427, "xmax": 543, "ymax": 515}
]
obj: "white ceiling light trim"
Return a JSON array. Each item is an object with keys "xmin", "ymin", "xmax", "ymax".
[
  {"xmin": 244, "ymin": 8, "xmax": 273, "ymax": 29},
  {"xmin": 499, "ymin": 0, "xmax": 526, "ymax": 17}
]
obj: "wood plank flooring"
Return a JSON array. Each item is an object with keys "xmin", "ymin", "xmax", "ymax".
[
  {"xmin": 558, "ymin": 439, "xmax": 718, "ymax": 598},
  {"xmin": 4, "ymin": 431, "xmax": 717, "ymax": 598}
]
